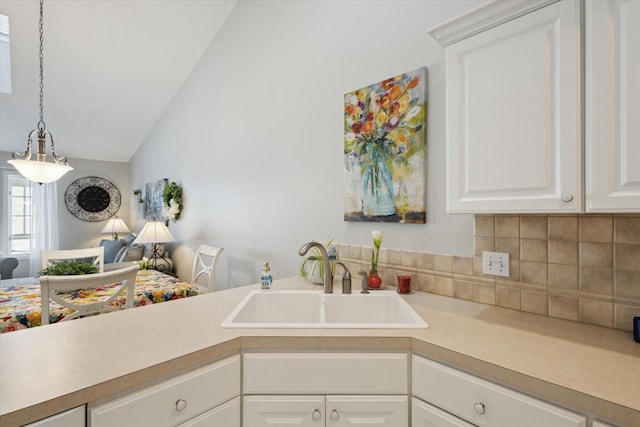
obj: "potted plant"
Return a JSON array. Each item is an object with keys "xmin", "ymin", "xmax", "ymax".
[
  {"xmin": 38, "ymin": 260, "xmax": 99, "ymax": 276},
  {"xmin": 368, "ymin": 230, "xmax": 383, "ymax": 289},
  {"xmin": 299, "ymin": 238, "xmax": 339, "ymax": 285}
]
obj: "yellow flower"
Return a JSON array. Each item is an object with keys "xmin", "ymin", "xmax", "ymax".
[{"xmin": 376, "ymin": 111, "xmax": 387, "ymax": 127}]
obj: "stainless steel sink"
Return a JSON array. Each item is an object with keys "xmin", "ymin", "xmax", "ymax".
[{"xmin": 221, "ymin": 290, "xmax": 428, "ymax": 329}]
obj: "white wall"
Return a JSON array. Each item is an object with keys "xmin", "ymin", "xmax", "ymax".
[
  {"xmin": 130, "ymin": 0, "xmax": 484, "ymax": 288},
  {"xmin": 1, "ymin": 151, "xmax": 130, "ymax": 276}
]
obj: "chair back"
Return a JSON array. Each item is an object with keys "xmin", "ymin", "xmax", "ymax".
[
  {"xmin": 42, "ymin": 247, "xmax": 105, "ymax": 273},
  {"xmin": 39, "ymin": 264, "xmax": 139, "ymax": 325},
  {"xmin": 191, "ymin": 244, "xmax": 224, "ymax": 293}
]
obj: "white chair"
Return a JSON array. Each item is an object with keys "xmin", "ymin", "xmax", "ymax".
[
  {"xmin": 41, "ymin": 247, "xmax": 105, "ymax": 273},
  {"xmin": 39, "ymin": 264, "xmax": 139, "ymax": 325},
  {"xmin": 191, "ymin": 245, "xmax": 224, "ymax": 293}
]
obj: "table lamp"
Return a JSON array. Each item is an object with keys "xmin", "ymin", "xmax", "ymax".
[
  {"xmin": 132, "ymin": 221, "xmax": 175, "ymax": 271},
  {"xmin": 101, "ymin": 217, "xmax": 131, "ymax": 240}
]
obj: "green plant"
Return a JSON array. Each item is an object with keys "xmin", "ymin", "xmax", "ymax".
[
  {"xmin": 299, "ymin": 238, "xmax": 339, "ymax": 284},
  {"xmin": 163, "ymin": 181, "xmax": 183, "ymax": 221},
  {"xmin": 133, "ymin": 189, "xmax": 144, "ymax": 204},
  {"xmin": 38, "ymin": 260, "xmax": 99, "ymax": 276}
]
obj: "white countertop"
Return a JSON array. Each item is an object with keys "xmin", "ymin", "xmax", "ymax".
[{"xmin": 1, "ymin": 277, "xmax": 639, "ymax": 426}]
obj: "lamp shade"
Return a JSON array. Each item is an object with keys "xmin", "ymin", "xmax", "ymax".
[
  {"xmin": 7, "ymin": 159, "xmax": 73, "ymax": 184},
  {"xmin": 133, "ymin": 221, "xmax": 175, "ymax": 244},
  {"xmin": 101, "ymin": 217, "xmax": 131, "ymax": 239}
]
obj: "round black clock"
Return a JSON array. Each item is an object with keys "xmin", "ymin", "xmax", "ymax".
[{"xmin": 65, "ymin": 176, "xmax": 121, "ymax": 222}]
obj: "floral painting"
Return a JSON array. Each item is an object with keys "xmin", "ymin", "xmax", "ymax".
[
  {"xmin": 344, "ymin": 67, "xmax": 427, "ymax": 223},
  {"xmin": 145, "ymin": 178, "xmax": 168, "ymax": 222}
]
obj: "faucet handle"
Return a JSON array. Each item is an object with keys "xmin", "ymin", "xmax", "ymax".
[
  {"xmin": 336, "ymin": 262, "xmax": 351, "ymax": 294},
  {"xmin": 358, "ymin": 270, "xmax": 369, "ymax": 294}
]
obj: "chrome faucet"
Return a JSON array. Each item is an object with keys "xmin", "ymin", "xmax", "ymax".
[
  {"xmin": 336, "ymin": 262, "xmax": 351, "ymax": 294},
  {"xmin": 299, "ymin": 241, "xmax": 333, "ymax": 293}
]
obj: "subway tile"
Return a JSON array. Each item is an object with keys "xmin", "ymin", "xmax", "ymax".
[
  {"xmin": 579, "ymin": 242, "xmax": 613, "ymax": 268},
  {"xmin": 549, "ymin": 240, "xmax": 578, "ymax": 265},
  {"xmin": 474, "ymin": 215, "xmax": 495, "ymax": 237},
  {"xmin": 496, "ymin": 216, "xmax": 520, "ymax": 238},
  {"xmin": 472, "ymin": 256, "xmax": 487, "ymax": 277},
  {"xmin": 614, "ymin": 270, "xmax": 640, "ymax": 299},
  {"xmin": 580, "ymin": 299, "xmax": 613, "ymax": 328},
  {"xmin": 453, "ymin": 256, "xmax": 473, "ymax": 275},
  {"xmin": 474, "ymin": 282, "xmax": 496, "ymax": 305},
  {"xmin": 615, "ymin": 243, "xmax": 640, "ymax": 271},
  {"xmin": 496, "ymin": 286, "xmax": 521, "ymax": 310},
  {"xmin": 549, "ymin": 216, "xmax": 578, "ymax": 241},
  {"xmin": 521, "ymin": 216, "xmax": 548, "ymax": 239},
  {"xmin": 548, "ymin": 264, "xmax": 578, "ymax": 289},
  {"xmin": 416, "ymin": 274, "xmax": 435, "ymax": 293},
  {"xmin": 496, "ymin": 237, "xmax": 520, "ymax": 261},
  {"xmin": 349, "ymin": 245, "xmax": 362, "ymax": 260},
  {"xmin": 580, "ymin": 216, "xmax": 613, "ymax": 243},
  {"xmin": 549, "ymin": 295, "xmax": 579, "ymax": 321},
  {"xmin": 507, "ymin": 260, "xmax": 521, "ymax": 281},
  {"xmin": 453, "ymin": 280, "xmax": 474, "ymax": 301},
  {"xmin": 435, "ymin": 253, "xmax": 453, "ymax": 273},
  {"xmin": 521, "ymin": 239, "xmax": 547, "ymax": 262},
  {"xmin": 386, "ymin": 248, "xmax": 402, "ymax": 266},
  {"xmin": 615, "ymin": 216, "xmax": 640, "ymax": 243},
  {"xmin": 580, "ymin": 267, "xmax": 613, "ymax": 294},
  {"xmin": 435, "ymin": 277, "xmax": 454, "ymax": 297},
  {"xmin": 521, "ymin": 261, "xmax": 548, "ymax": 286},
  {"xmin": 417, "ymin": 251, "xmax": 435, "ymax": 271},
  {"xmin": 402, "ymin": 250, "xmax": 418, "ymax": 267},
  {"xmin": 521, "ymin": 290, "xmax": 548, "ymax": 315},
  {"xmin": 614, "ymin": 304, "xmax": 640, "ymax": 332},
  {"xmin": 474, "ymin": 236, "xmax": 495, "ymax": 256}
]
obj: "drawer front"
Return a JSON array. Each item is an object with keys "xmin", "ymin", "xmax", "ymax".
[
  {"xmin": 90, "ymin": 354, "xmax": 240, "ymax": 427},
  {"xmin": 412, "ymin": 397, "xmax": 476, "ymax": 427},
  {"xmin": 244, "ymin": 353, "xmax": 407, "ymax": 394},
  {"xmin": 26, "ymin": 406, "xmax": 85, "ymax": 427},
  {"xmin": 177, "ymin": 397, "xmax": 240, "ymax": 427},
  {"xmin": 244, "ymin": 395, "xmax": 326, "ymax": 426},
  {"xmin": 412, "ymin": 356, "xmax": 585, "ymax": 427}
]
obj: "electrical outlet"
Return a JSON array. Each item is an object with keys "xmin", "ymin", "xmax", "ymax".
[{"xmin": 482, "ymin": 251, "xmax": 510, "ymax": 277}]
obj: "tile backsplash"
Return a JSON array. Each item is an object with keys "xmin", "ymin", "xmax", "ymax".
[{"xmin": 338, "ymin": 214, "xmax": 640, "ymax": 332}]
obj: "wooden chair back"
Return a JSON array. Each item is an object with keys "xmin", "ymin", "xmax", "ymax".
[
  {"xmin": 39, "ymin": 264, "xmax": 139, "ymax": 325},
  {"xmin": 191, "ymin": 245, "xmax": 224, "ymax": 293},
  {"xmin": 42, "ymin": 247, "xmax": 105, "ymax": 273}
]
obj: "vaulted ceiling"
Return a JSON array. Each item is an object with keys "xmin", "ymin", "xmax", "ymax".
[{"xmin": 0, "ymin": 0, "xmax": 237, "ymax": 162}]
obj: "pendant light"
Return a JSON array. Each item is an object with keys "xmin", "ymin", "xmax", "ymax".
[{"xmin": 7, "ymin": 0, "xmax": 72, "ymax": 184}]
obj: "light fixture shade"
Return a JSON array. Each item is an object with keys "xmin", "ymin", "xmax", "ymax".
[
  {"xmin": 133, "ymin": 221, "xmax": 175, "ymax": 244},
  {"xmin": 7, "ymin": 159, "xmax": 73, "ymax": 184},
  {"xmin": 101, "ymin": 218, "xmax": 131, "ymax": 235}
]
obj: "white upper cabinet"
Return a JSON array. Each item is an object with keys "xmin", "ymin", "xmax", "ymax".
[
  {"xmin": 435, "ymin": 0, "xmax": 581, "ymax": 213},
  {"xmin": 585, "ymin": 0, "xmax": 640, "ymax": 212}
]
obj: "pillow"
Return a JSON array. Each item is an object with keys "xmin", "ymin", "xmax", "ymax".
[
  {"xmin": 114, "ymin": 246, "xmax": 128, "ymax": 263},
  {"xmin": 99, "ymin": 239, "xmax": 126, "ymax": 263},
  {"xmin": 124, "ymin": 233, "xmax": 136, "ymax": 246},
  {"xmin": 121, "ymin": 244, "xmax": 145, "ymax": 262}
]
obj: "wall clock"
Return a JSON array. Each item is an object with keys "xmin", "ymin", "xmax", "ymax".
[{"xmin": 65, "ymin": 176, "xmax": 121, "ymax": 222}]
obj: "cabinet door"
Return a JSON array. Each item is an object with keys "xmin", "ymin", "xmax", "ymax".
[
  {"xmin": 244, "ymin": 395, "xmax": 325, "ymax": 427},
  {"xmin": 412, "ymin": 398, "xmax": 476, "ymax": 427},
  {"xmin": 326, "ymin": 395, "xmax": 407, "ymax": 426},
  {"xmin": 178, "ymin": 397, "xmax": 240, "ymax": 427},
  {"xmin": 585, "ymin": 0, "xmax": 640, "ymax": 212},
  {"xmin": 446, "ymin": 0, "xmax": 581, "ymax": 213},
  {"xmin": 25, "ymin": 406, "xmax": 85, "ymax": 427}
]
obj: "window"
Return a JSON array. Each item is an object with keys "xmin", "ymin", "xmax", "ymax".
[{"xmin": 8, "ymin": 173, "xmax": 31, "ymax": 255}]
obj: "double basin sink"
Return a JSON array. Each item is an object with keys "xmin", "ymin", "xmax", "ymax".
[{"xmin": 221, "ymin": 290, "xmax": 428, "ymax": 329}]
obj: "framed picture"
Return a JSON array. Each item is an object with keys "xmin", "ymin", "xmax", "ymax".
[
  {"xmin": 344, "ymin": 67, "xmax": 427, "ymax": 223},
  {"xmin": 145, "ymin": 178, "xmax": 168, "ymax": 222}
]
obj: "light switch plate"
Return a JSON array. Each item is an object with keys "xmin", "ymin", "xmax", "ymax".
[{"xmin": 482, "ymin": 251, "xmax": 510, "ymax": 277}]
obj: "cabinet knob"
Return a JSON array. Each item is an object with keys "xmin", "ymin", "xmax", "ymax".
[
  {"xmin": 312, "ymin": 409, "xmax": 321, "ymax": 420},
  {"xmin": 175, "ymin": 399, "xmax": 187, "ymax": 412},
  {"xmin": 561, "ymin": 193, "xmax": 574, "ymax": 202},
  {"xmin": 330, "ymin": 409, "xmax": 340, "ymax": 420},
  {"xmin": 473, "ymin": 402, "xmax": 485, "ymax": 415}
]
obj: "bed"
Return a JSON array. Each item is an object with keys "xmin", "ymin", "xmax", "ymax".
[{"xmin": 0, "ymin": 269, "xmax": 199, "ymax": 333}]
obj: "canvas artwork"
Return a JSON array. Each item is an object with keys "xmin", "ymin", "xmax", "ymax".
[
  {"xmin": 145, "ymin": 178, "xmax": 168, "ymax": 222},
  {"xmin": 344, "ymin": 67, "xmax": 427, "ymax": 223}
]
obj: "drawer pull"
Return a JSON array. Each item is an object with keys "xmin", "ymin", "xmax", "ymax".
[
  {"xmin": 330, "ymin": 409, "xmax": 340, "ymax": 420},
  {"xmin": 175, "ymin": 399, "xmax": 187, "ymax": 412},
  {"xmin": 473, "ymin": 402, "xmax": 485, "ymax": 415},
  {"xmin": 561, "ymin": 193, "xmax": 574, "ymax": 202},
  {"xmin": 312, "ymin": 409, "xmax": 321, "ymax": 420}
]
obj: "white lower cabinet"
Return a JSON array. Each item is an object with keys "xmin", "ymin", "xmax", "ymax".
[
  {"xmin": 412, "ymin": 355, "xmax": 586, "ymax": 427},
  {"xmin": 25, "ymin": 406, "xmax": 85, "ymax": 427},
  {"xmin": 244, "ymin": 395, "xmax": 407, "ymax": 426},
  {"xmin": 88, "ymin": 354, "xmax": 240, "ymax": 427},
  {"xmin": 412, "ymin": 398, "xmax": 474, "ymax": 427}
]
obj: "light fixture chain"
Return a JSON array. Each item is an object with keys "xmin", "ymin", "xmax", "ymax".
[{"xmin": 38, "ymin": 0, "xmax": 45, "ymax": 132}]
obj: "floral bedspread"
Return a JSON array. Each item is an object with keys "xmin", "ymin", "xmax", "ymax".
[{"xmin": 0, "ymin": 269, "xmax": 198, "ymax": 333}]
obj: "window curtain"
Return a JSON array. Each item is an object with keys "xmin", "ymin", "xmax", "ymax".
[{"xmin": 29, "ymin": 182, "xmax": 59, "ymax": 276}]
